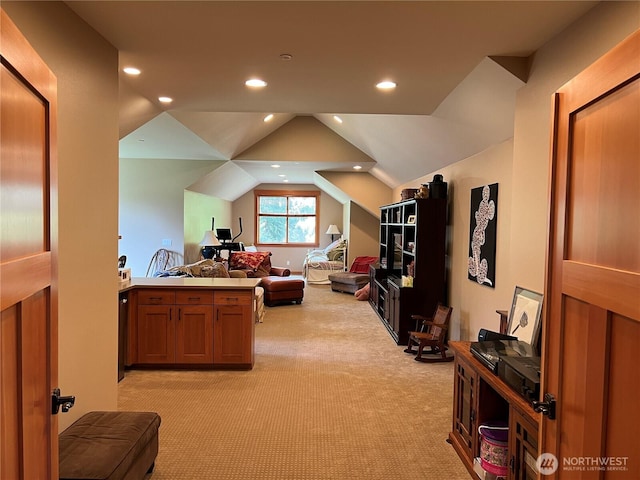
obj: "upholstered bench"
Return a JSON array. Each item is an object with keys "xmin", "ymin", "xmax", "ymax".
[
  {"xmin": 59, "ymin": 411, "xmax": 161, "ymax": 480},
  {"xmin": 328, "ymin": 271, "xmax": 370, "ymax": 294},
  {"xmin": 260, "ymin": 276, "xmax": 304, "ymax": 306}
]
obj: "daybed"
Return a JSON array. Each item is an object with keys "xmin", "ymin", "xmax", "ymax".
[{"xmin": 302, "ymin": 239, "xmax": 347, "ymax": 285}]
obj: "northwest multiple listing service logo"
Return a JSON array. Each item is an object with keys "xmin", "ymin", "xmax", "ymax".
[{"xmin": 536, "ymin": 453, "xmax": 629, "ymax": 475}]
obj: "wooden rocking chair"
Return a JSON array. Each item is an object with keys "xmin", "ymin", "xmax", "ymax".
[{"xmin": 404, "ymin": 303, "xmax": 453, "ymax": 362}]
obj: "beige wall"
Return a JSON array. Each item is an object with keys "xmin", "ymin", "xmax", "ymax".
[
  {"xmin": 395, "ymin": 1, "xmax": 640, "ymax": 342},
  {"xmin": 184, "ymin": 190, "xmax": 232, "ymax": 265},
  {"xmin": 346, "ymin": 202, "xmax": 380, "ymax": 265},
  {"xmin": 3, "ymin": 2, "xmax": 120, "ymax": 430}
]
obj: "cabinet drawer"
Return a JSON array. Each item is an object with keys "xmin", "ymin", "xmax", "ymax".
[
  {"xmin": 137, "ymin": 289, "xmax": 175, "ymax": 305},
  {"xmin": 175, "ymin": 290, "xmax": 214, "ymax": 305},
  {"xmin": 214, "ymin": 290, "xmax": 252, "ymax": 306}
]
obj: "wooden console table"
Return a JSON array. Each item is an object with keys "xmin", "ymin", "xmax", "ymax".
[
  {"xmin": 120, "ymin": 277, "xmax": 260, "ymax": 371},
  {"xmin": 449, "ymin": 341, "xmax": 541, "ymax": 480}
]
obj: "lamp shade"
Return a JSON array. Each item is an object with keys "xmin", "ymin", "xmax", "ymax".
[
  {"xmin": 199, "ymin": 230, "xmax": 220, "ymax": 246},
  {"xmin": 325, "ymin": 224, "xmax": 341, "ymax": 235}
]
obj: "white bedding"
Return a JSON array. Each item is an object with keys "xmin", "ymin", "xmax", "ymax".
[{"xmin": 302, "ymin": 240, "xmax": 347, "ymax": 284}]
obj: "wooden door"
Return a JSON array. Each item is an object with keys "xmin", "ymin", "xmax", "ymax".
[
  {"xmin": 214, "ymin": 304, "xmax": 248, "ymax": 364},
  {"xmin": 137, "ymin": 305, "xmax": 175, "ymax": 363},
  {"xmin": 175, "ymin": 305, "xmax": 213, "ymax": 364},
  {"xmin": 542, "ymin": 29, "xmax": 639, "ymax": 478},
  {"xmin": 0, "ymin": 9, "xmax": 59, "ymax": 479}
]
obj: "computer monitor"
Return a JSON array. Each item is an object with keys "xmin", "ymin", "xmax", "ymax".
[{"xmin": 216, "ymin": 228, "xmax": 232, "ymax": 242}]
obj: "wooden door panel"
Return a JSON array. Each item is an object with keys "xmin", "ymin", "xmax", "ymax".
[
  {"xmin": 606, "ymin": 314, "xmax": 639, "ymax": 465},
  {"xmin": 558, "ymin": 298, "xmax": 608, "ymax": 461},
  {"xmin": 0, "ymin": 57, "xmax": 47, "ymax": 260},
  {"xmin": 21, "ymin": 291, "xmax": 50, "ymax": 480},
  {"xmin": 1, "ymin": 306, "xmax": 20, "ymax": 480},
  {"xmin": 567, "ymin": 79, "xmax": 640, "ymax": 272}
]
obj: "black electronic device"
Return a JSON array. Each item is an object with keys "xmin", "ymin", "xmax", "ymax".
[
  {"xmin": 498, "ymin": 355, "xmax": 541, "ymax": 402},
  {"xmin": 216, "ymin": 228, "xmax": 232, "ymax": 242},
  {"xmin": 478, "ymin": 328, "xmax": 517, "ymax": 343},
  {"xmin": 470, "ymin": 340, "xmax": 537, "ymax": 374}
]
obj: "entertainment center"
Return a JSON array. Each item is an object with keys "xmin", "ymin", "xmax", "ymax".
[
  {"xmin": 449, "ymin": 341, "xmax": 541, "ymax": 480},
  {"xmin": 368, "ymin": 196, "xmax": 447, "ymax": 345}
]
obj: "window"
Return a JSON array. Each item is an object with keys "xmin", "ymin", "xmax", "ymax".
[{"xmin": 255, "ymin": 190, "xmax": 320, "ymax": 246}]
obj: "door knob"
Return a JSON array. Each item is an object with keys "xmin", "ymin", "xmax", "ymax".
[{"xmin": 52, "ymin": 388, "xmax": 75, "ymax": 414}]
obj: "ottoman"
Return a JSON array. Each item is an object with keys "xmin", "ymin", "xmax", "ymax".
[
  {"xmin": 59, "ymin": 411, "xmax": 161, "ymax": 480},
  {"xmin": 261, "ymin": 276, "xmax": 304, "ymax": 306},
  {"xmin": 328, "ymin": 271, "xmax": 370, "ymax": 294}
]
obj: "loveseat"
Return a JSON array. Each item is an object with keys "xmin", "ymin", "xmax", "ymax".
[{"xmin": 228, "ymin": 251, "xmax": 290, "ymax": 278}]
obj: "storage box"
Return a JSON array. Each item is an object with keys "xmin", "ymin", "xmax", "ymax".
[
  {"xmin": 118, "ymin": 268, "xmax": 131, "ymax": 284},
  {"xmin": 479, "ymin": 423, "xmax": 509, "ymax": 477}
]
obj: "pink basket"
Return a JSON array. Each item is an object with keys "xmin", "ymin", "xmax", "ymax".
[{"xmin": 479, "ymin": 423, "xmax": 509, "ymax": 476}]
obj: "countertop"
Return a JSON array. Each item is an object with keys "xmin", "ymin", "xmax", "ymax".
[{"xmin": 119, "ymin": 277, "xmax": 261, "ymax": 292}]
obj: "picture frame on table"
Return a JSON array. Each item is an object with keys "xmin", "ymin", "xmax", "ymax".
[
  {"xmin": 506, "ymin": 286, "xmax": 544, "ymax": 348},
  {"xmin": 407, "ymin": 214, "xmax": 416, "ymax": 224}
]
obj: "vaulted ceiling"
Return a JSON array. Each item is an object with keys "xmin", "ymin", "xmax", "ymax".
[{"xmin": 66, "ymin": 1, "xmax": 597, "ymax": 200}]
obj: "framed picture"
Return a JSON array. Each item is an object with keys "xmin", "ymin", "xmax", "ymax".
[
  {"xmin": 468, "ymin": 183, "xmax": 498, "ymax": 287},
  {"xmin": 507, "ymin": 286, "xmax": 544, "ymax": 348},
  {"xmin": 407, "ymin": 214, "xmax": 416, "ymax": 224}
]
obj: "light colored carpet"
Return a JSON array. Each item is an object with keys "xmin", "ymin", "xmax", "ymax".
[{"xmin": 118, "ymin": 283, "xmax": 469, "ymax": 479}]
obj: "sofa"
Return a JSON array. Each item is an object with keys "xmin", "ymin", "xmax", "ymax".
[{"xmin": 228, "ymin": 250, "xmax": 290, "ymax": 278}]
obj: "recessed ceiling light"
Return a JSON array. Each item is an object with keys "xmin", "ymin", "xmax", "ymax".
[
  {"xmin": 333, "ymin": 115, "xmax": 343, "ymax": 124},
  {"xmin": 279, "ymin": 53, "xmax": 293, "ymax": 61},
  {"xmin": 158, "ymin": 96, "xmax": 173, "ymax": 103},
  {"xmin": 353, "ymin": 165, "xmax": 362, "ymax": 170},
  {"xmin": 246, "ymin": 78, "xmax": 267, "ymax": 88},
  {"xmin": 123, "ymin": 67, "xmax": 141, "ymax": 75},
  {"xmin": 283, "ymin": 179, "xmax": 289, "ymax": 183},
  {"xmin": 376, "ymin": 81, "xmax": 397, "ymax": 90},
  {"xmin": 263, "ymin": 114, "xmax": 274, "ymax": 122},
  {"xmin": 271, "ymin": 164, "xmax": 280, "ymax": 168},
  {"xmin": 278, "ymin": 174, "xmax": 287, "ymax": 178}
]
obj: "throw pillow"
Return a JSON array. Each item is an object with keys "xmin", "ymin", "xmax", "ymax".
[
  {"xmin": 349, "ymin": 256, "xmax": 378, "ymax": 274},
  {"xmin": 327, "ymin": 247, "xmax": 344, "ymax": 261}
]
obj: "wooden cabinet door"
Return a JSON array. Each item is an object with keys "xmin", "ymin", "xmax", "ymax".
[
  {"xmin": 388, "ymin": 282, "xmax": 400, "ymax": 336},
  {"xmin": 509, "ymin": 407, "xmax": 539, "ymax": 480},
  {"xmin": 175, "ymin": 305, "xmax": 213, "ymax": 364},
  {"xmin": 137, "ymin": 305, "xmax": 174, "ymax": 363},
  {"xmin": 214, "ymin": 304, "xmax": 252, "ymax": 366},
  {"xmin": 452, "ymin": 356, "xmax": 478, "ymax": 461},
  {"xmin": 543, "ymin": 29, "xmax": 640, "ymax": 478}
]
